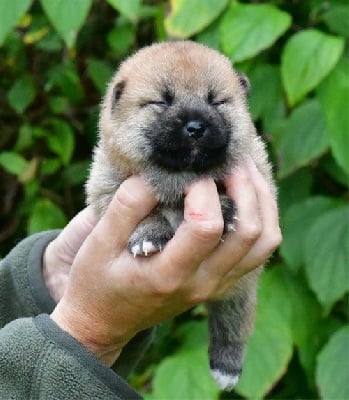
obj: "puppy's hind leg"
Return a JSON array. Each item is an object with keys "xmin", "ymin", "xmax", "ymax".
[{"xmin": 207, "ymin": 271, "xmax": 259, "ymax": 391}]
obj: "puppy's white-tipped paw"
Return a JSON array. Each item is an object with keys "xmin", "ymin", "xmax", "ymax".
[
  {"xmin": 210, "ymin": 369, "xmax": 240, "ymax": 391},
  {"xmin": 142, "ymin": 240, "xmax": 157, "ymax": 256},
  {"xmin": 131, "ymin": 244, "xmax": 141, "ymax": 257}
]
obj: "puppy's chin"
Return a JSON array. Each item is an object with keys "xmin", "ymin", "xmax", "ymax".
[{"xmin": 149, "ymin": 144, "xmax": 229, "ymax": 172}]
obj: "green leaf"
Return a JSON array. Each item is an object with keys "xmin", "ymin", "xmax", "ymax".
[
  {"xmin": 176, "ymin": 320, "xmax": 209, "ymax": 351},
  {"xmin": 86, "ymin": 58, "xmax": 113, "ymax": 94},
  {"xmin": 0, "ymin": 0, "xmax": 32, "ymax": 45},
  {"xmin": 322, "ymin": 5, "xmax": 349, "ymax": 37},
  {"xmin": 107, "ymin": 19, "xmax": 135, "ymax": 55},
  {"xmin": 46, "ymin": 63, "xmax": 84, "ymax": 103},
  {"xmin": 305, "ymin": 206, "xmax": 349, "ymax": 311},
  {"xmin": 152, "ymin": 347, "xmax": 220, "ymax": 399},
  {"xmin": 40, "ymin": 158, "xmax": 61, "ymax": 176},
  {"xmin": 40, "ymin": 0, "xmax": 92, "ymax": 48},
  {"xmin": 317, "ymin": 57, "xmax": 349, "ymax": 174},
  {"xmin": 106, "ymin": 0, "xmax": 141, "ymax": 22},
  {"xmin": 277, "ymin": 99, "xmax": 329, "ymax": 178},
  {"xmin": 248, "ymin": 64, "xmax": 285, "ymax": 124},
  {"xmin": 280, "ymin": 196, "xmax": 342, "ymax": 272},
  {"xmin": 7, "ymin": 74, "xmax": 36, "ymax": 114},
  {"xmin": 28, "ymin": 198, "xmax": 67, "ymax": 234},
  {"xmin": 62, "ymin": 161, "xmax": 90, "ymax": 185},
  {"xmin": 281, "ymin": 29, "xmax": 345, "ymax": 106},
  {"xmin": 15, "ymin": 124, "xmax": 34, "ymax": 151},
  {"xmin": 165, "ymin": 0, "xmax": 228, "ymax": 39},
  {"xmin": 278, "ymin": 168, "xmax": 313, "ymax": 218},
  {"xmin": 0, "ymin": 151, "xmax": 28, "ymax": 176},
  {"xmin": 195, "ymin": 16, "xmax": 222, "ymax": 51},
  {"xmin": 45, "ymin": 119, "xmax": 75, "ymax": 165},
  {"xmin": 316, "ymin": 326, "xmax": 349, "ymax": 400},
  {"xmin": 235, "ymin": 267, "xmax": 293, "ymax": 398},
  {"xmin": 221, "ymin": 3, "xmax": 291, "ymax": 62}
]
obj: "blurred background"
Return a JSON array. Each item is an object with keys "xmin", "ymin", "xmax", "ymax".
[{"xmin": 0, "ymin": 0, "xmax": 348, "ymax": 398}]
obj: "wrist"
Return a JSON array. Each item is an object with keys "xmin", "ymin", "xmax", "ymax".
[{"xmin": 50, "ymin": 301, "xmax": 128, "ymax": 366}]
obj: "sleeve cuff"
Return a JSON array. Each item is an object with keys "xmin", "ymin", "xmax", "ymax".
[
  {"xmin": 35, "ymin": 314, "xmax": 142, "ymax": 399},
  {"xmin": 27, "ymin": 231, "xmax": 61, "ymax": 314}
]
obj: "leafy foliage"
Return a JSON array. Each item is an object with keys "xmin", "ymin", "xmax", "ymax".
[{"xmin": 0, "ymin": 1, "xmax": 348, "ymax": 399}]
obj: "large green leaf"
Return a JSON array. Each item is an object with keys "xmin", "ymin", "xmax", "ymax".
[
  {"xmin": 316, "ymin": 326, "xmax": 349, "ymax": 400},
  {"xmin": 165, "ymin": 0, "xmax": 228, "ymax": 39},
  {"xmin": 46, "ymin": 63, "xmax": 85, "ymax": 103},
  {"xmin": 235, "ymin": 267, "xmax": 293, "ymax": 398},
  {"xmin": 28, "ymin": 198, "xmax": 67, "ymax": 234},
  {"xmin": 45, "ymin": 119, "xmax": 75, "ymax": 165},
  {"xmin": 322, "ymin": 5, "xmax": 349, "ymax": 37},
  {"xmin": 274, "ymin": 267, "xmax": 341, "ymax": 385},
  {"xmin": 221, "ymin": 3, "xmax": 291, "ymax": 62},
  {"xmin": 317, "ymin": 57, "xmax": 349, "ymax": 174},
  {"xmin": 278, "ymin": 168, "xmax": 313, "ymax": 218},
  {"xmin": 277, "ymin": 99, "xmax": 329, "ymax": 178},
  {"xmin": 280, "ymin": 196, "xmax": 342, "ymax": 272},
  {"xmin": 40, "ymin": 0, "xmax": 92, "ymax": 48},
  {"xmin": 247, "ymin": 64, "xmax": 285, "ymax": 125},
  {"xmin": 106, "ymin": 0, "xmax": 141, "ymax": 22},
  {"xmin": 281, "ymin": 29, "xmax": 345, "ymax": 106},
  {"xmin": 152, "ymin": 347, "xmax": 220, "ymax": 399},
  {"xmin": 0, "ymin": 151, "xmax": 28, "ymax": 176},
  {"xmin": 86, "ymin": 58, "xmax": 113, "ymax": 94},
  {"xmin": 305, "ymin": 206, "xmax": 349, "ymax": 311},
  {"xmin": 0, "ymin": 0, "xmax": 32, "ymax": 45},
  {"xmin": 7, "ymin": 74, "xmax": 36, "ymax": 114}
]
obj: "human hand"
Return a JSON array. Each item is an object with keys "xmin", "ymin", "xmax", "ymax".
[
  {"xmin": 51, "ymin": 161, "xmax": 281, "ymax": 366},
  {"xmin": 42, "ymin": 207, "xmax": 97, "ymax": 303}
]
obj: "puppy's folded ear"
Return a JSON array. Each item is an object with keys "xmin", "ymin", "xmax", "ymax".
[
  {"xmin": 236, "ymin": 72, "xmax": 250, "ymax": 95},
  {"xmin": 112, "ymin": 80, "xmax": 126, "ymax": 110}
]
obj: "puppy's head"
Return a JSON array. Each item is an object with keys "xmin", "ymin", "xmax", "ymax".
[{"xmin": 99, "ymin": 41, "xmax": 252, "ymax": 177}]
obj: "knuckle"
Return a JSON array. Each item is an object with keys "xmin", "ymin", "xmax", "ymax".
[
  {"xmin": 151, "ymin": 277, "xmax": 182, "ymax": 296},
  {"xmin": 113, "ymin": 185, "xmax": 140, "ymax": 212},
  {"xmin": 266, "ymin": 228, "xmax": 283, "ymax": 251},
  {"xmin": 191, "ymin": 218, "xmax": 224, "ymax": 241},
  {"xmin": 239, "ymin": 221, "xmax": 262, "ymax": 244}
]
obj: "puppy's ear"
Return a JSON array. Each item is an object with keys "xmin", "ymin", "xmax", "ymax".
[
  {"xmin": 112, "ymin": 80, "xmax": 126, "ymax": 109},
  {"xmin": 236, "ymin": 72, "xmax": 250, "ymax": 96}
]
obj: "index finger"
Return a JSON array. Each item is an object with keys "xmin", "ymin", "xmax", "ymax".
[{"xmin": 153, "ymin": 179, "xmax": 224, "ymax": 279}]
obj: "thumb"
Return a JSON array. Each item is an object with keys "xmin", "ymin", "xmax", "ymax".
[{"xmin": 55, "ymin": 206, "xmax": 98, "ymax": 262}]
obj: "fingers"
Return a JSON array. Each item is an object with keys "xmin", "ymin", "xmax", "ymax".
[
  {"xmin": 196, "ymin": 159, "xmax": 281, "ymax": 297},
  {"xmin": 228, "ymin": 159, "xmax": 282, "ymax": 273},
  {"xmin": 151, "ymin": 179, "xmax": 224, "ymax": 284},
  {"xmin": 88, "ymin": 176, "xmax": 158, "ymax": 255},
  {"xmin": 201, "ymin": 162, "xmax": 262, "ymax": 277}
]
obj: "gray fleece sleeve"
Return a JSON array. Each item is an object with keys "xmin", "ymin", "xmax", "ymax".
[
  {"xmin": 0, "ymin": 314, "xmax": 142, "ymax": 399},
  {"xmin": 0, "ymin": 231, "xmax": 155, "ymax": 399}
]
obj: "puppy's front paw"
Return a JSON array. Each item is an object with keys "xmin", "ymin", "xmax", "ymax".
[
  {"xmin": 127, "ymin": 226, "xmax": 173, "ymax": 257},
  {"xmin": 128, "ymin": 238, "xmax": 167, "ymax": 257}
]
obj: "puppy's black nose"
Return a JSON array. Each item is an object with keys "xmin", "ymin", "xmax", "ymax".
[{"xmin": 184, "ymin": 120, "xmax": 206, "ymax": 139}]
